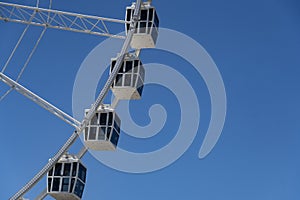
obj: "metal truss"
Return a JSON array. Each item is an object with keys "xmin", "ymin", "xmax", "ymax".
[
  {"xmin": 0, "ymin": 2, "xmax": 127, "ymax": 39},
  {"xmin": 0, "ymin": 72, "xmax": 81, "ymax": 129},
  {"xmin": 9, "ymin": 0, "xmax": 142, "ymax": 199}
]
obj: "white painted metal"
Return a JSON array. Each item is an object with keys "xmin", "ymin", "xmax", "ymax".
[
  {"xmin": 84, "ymin": 105, "xmax": 121, "ymax": 151},
  {"xmin": 9, "ymin": 1, "xmax": 142, "ymax": 199},
  {"xmin": 0, "ymin": 28, "xmax": 47, "ymax": 102},
  {"xmin": 0, "ymin": 2, "xmax": 127, "ymax": 39},
  {"xmin": 0, "ymin": 1, "xmax": 51, "ymax": 102},
  {"xmin": 0, "ymin": 11, "xmax": 36, "ymax": 73},
  {"xmin": 111, "ymin": 97, "xmax": 120, "ymax": 109},
  {"xmin": 110, "ymin": 53, "xmax": 145, "ymax": 100},
  {"xmin": 47, "ymin": 154, "xmax": 87, "ymax": 200},
  {"xmin": 35, "ymin": 147, "xmax": 88, "ymax": 200},
  {"xmin": 34, "ymin": 189, "xmax": 47, "ymax": 200},
  {"xmin": 77, "ymin": 147, "xmax": 89, "ymax": 159},
  {"xmin": 125, "ymin": 1, "xmax": 159, "ymax": 49},
  {"xmin": 0, "ymin": 72, "xmax": 81, "ymax": 129}
]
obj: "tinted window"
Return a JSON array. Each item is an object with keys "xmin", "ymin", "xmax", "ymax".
[
  {"xmin": 124, "ymin": 74, "xmax": 132, "ymax": 86},
  {"xmin": 72, "ymin": 163, "xmax": 77, "ymax": 176},
  {"xmin": 74, "ymin": 180, "xmax": 85, "ymax": 198},
  {"xmin": 107, "ymin": 127, "xmax": 111, "ymax": 140},
  {"xmin": 63, "ymin": 163, "xmax": 71, "ymax": 176},
  {"xmin": 54, "ymin": 163, "xmax": 62, "ymax": 176},
  {"xmin": 91, "ymin": 114, "xmax": 97, "ymax": 125},
  {"xmin": 125, "ymin": 61, "xmax": 133, "ymax": 73},
  {"xmin": 120, "ymin": 62, "xmax": 125, "ymax": 72},
  {"xmin": 154, "ymin": 13, "xmax": 159, "ymax": 28},
  {"xmin": 126, "ymin": 24, "xmax": 130, "ymax": 32},
  {"xmin": 84, "ymin": 127, "xmax": 88, "ymax": 140},
  {"xmin": 126, "ymin": 9, "xmax": 132, "ymax": 21},
  {"xmin": 115, "ymin": 74, "xmax": 123, "ymax": 86},
  {"xmin": 108, "ymin": 112, "xmax": 113, "ymax": 126},
  {"xmin": 62, "ymin": 178, "xmax": 69, "ymax": 192},
  {"xmin": 89, "ymin": 127, "xmax": 97, "ymax": 140},
  {"xmin": 70, "ymin": 178, "xmax": 75, "ymax": 193},
  {"xmin": 47, "ymin": 178, "xmax": 52, "ymax": 192},
  {"xmin": 52, "ymin": 178, "xmax": 60, "ymax": 191},
  {"xmin": 134, "ymin": 60, "xmax": 139, "ymax": 70},
  {"xmin": 141, "ymin": 9, "xmax": 147, "ymax": 20},
  {"xmin": 100, "ymin": 113, "xmax": 107, "ymax": 125},
  {"xmin": 78, "ymin": 164, "xmax": 87, "ymax": 182},
  {"xmin": 137, "ymin": 77, "xmax": 143, "ymax": 88},
  {"xmin": 140, "ymin": 65, "xmax": 145, "ymax": 80},
  {"xmin": 151, "ymin": 28, "xmax": 158, "ymax": 43},
  {"xmin": 149, "ymin": 8, "xmax": 154, "ymax": 20},
  {"xmin": 114, "ymin": 115, "xmax": 121, "ymax": 127},
  {"xmin": 111, "ymin": 129, "xmax": 119, "ymax": 146},
  {"xmin": 114, "ymin": 121, "xmax": 120, "ymax": 133},
  {"xmin": 111, "ymin": 60, "xmax": 116, "ymax": 72},
  {"xmin": 137, "ymin": 84, "xmax": 144, "ymax": 96},
  {"xmin": 48, "ymin": 168, "xmax": 53, "ymax": 176},
  {"xmin": 133, "ymin": 74, "xmax": 138, "ymax": 87},
  {"xmin": 99, "ymin": 127, "xmax": 106, "ymax": 140},
  {"xmin": 140, "ymin": 22, "xmax": 147, "ymax": 33},
  {"xmin": 135, "ymin": 23, "xmax": 138, "ymax": 33},
  {"xmin": 147, "ymin": 22, "xmax": 152, "ymax": 34}
]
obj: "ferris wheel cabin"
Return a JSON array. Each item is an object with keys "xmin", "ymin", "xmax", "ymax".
[
  {"xmin": 110, "ymin": 54, "xmax": 145, "ymax": 100},
  {"xmin": 126, "ymin": 2, "xmax": 159, "ymax": 49},
  {"xmin": 84, "ymin": 105, "xmax": 121, "ymax": 151},
  {"xmin": 47, "ymin": 154, "xmax": 87, "ymax": 200}
]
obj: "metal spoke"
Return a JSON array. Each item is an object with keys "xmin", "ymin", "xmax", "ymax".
[
  {"xmin": 0, "ymin": 73, "xmax": 81, "ymax": 129},
  {"xmin": 1, "ymin": 10, "xmax": 36, "ymax": 73},
  {"xmin": 8, "ymin": 1, "xmax": 142, "ymax": 199},
  {"xmin": 0, "ymin": 2, "xmax": 128, "ymax": 39}
]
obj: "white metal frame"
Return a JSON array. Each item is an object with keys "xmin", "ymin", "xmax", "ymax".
[
  {"xmin": 0, "ymin": 73, "xmax": 81, "ymax": 129},
  {"xmin": 2, "ymin": 0, "xmax": 143, "ymax": 199},
  {"xmin": 0, "ymin": 2, "xmax": 128, "ymax": 39}
]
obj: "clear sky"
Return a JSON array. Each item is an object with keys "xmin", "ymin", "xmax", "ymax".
[{"xmin": 1, "ymin": 0, "xmax": 300, "ymax": 199}]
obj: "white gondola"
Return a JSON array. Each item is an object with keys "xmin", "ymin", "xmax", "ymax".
[
  {"xmin": 125, "ymin": 1, "xmax": 159, "ymax": 49},
  {"xmin": 47, "ymin": 154, "xmax": 87, "ymax": 200},
  {"xmin": 84, "ymin": 105, "xmax": 121, "ymax": 151},
  {"xmin": 110, "ymin": 53, "xmax": 145, "ymax": 100}
]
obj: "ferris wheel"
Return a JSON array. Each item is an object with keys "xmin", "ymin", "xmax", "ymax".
[{"xmin": 0, "ymin": 0, "xmax": 159, "ymax": 199}]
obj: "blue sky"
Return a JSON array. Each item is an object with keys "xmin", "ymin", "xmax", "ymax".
[{"xmin": 1, "ymin": 0, "xmax": 300, "ymax": 199}]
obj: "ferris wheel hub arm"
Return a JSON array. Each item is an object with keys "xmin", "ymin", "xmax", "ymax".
[
  {"xmin": 0, "ymin": 72, "xmax": 81, "ymax": 129},
  {"xmin": 0, "ymin": 1, "xmax": 127, "ymax": 39}
]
